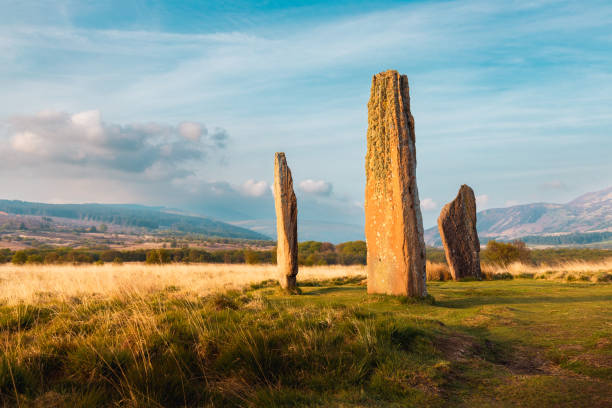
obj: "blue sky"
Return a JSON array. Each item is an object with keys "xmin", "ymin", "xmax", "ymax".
[{"xmin": 1, "ymin": 0, "xmax": 611, "ymax": 241}]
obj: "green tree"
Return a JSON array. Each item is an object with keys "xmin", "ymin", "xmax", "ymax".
[
  {"xmin": 244, "ymin": 250, "xmax": 261, "ymax": 264},
  {"xmin": 12, "ymin": 250, "xmax": 27, "ymax": 265},
  {"xmin": 100, "ymin": 250, "xmax": 121, "ymax": 262},
  {"xmin": 145, "ymin": 249, "xmax": 172, "ymax": 264},
  {"xmin": 44, "ymin": 252, "xmax": 60, "ymax": 264},
  {"xmin": 337, "ymin": 241, "xmax": 367, "ymax": 265},
  {"xmin": 483, "ymin": 240, "xmax": 531, "ymax": 266},
  {"xmin": 26, "ymin": 254, "xmax": 44, "ymax": 264}
]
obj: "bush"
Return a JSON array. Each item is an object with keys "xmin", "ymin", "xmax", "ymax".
[
  {"xmin": 12, "ymin": 250, "xmax": 27, "ymax": 265},
  {"xmin": 426, "ymin": 261, "xmax": 452, "ymax": 281},
  {"xmin": 26, "ymin": 254, "xmax": 44, "ymax": 264},
  {"xmin": 336, "ymin": 241, "xmax": 367, "ymax": 265},
  {"xmin": 245, "ymin": 250, "xmax": 261, "ymax": 264},
  {"xmin": 482, "ymin": 240, "xmax": 531, "ymax": 266},
  {"xmin": 145, "ymin": 249, "xmax": 172, "ymax": 264},
  {"xmin": 0, "ymin": 249, "xmax": 11, "ymax": 264},
  {"xmin": 44, "ymin": 252, "xmax": 60, "ymax": 264},
  {"xmin": 298, "ymin": 241, "xmax": 338, "ymax": 265},
  {"xmin": 100, "ymin": 250, "xmax": 122, "ymax": 262}
]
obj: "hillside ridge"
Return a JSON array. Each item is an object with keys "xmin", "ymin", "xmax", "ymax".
[
  {"xmin": 425, "ymin": 186, "xmax": 612, "ymax": 246},
  {"xmin": 0, "ymin": 199, "xmax": 269, "ymax": 240}
]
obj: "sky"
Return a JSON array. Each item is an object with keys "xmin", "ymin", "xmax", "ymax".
[{"xmin": 1, "ymin": 0, "xmax": 611, "ymax": 242}]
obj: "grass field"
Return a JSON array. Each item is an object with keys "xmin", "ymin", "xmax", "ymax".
[
  {"xmin": 1, "ymin": 264, "xmax": 611, "ymax": 407},
  {"xmin": 0, "ymin": 263, "xmax": 366, "ymax": 305}
]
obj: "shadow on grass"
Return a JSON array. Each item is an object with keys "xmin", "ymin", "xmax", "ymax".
[
  {"xmin": 436, "ymin": 294, "xmax": 612, "ymax": 309},
  {"xmin": 302, "ymin": 286, "xmax": 364, "ymax": 296}
]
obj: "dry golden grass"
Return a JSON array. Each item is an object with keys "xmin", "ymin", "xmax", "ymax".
[
  {"xmin": 0, "ymin": 263, "xmax": 366, "ymax": 305},
  {"xmin": 481, "ymin": 258, "xmax": 612, "ymax": 282},
  {"xmin": 426, "ymin": 261, "xmax": 452, "ymax": 281},
  {"xmin": 2, "ymin": 259, "xmax": 609, "ymax": 305}
]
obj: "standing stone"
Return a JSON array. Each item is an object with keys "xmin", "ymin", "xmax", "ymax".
[
  {"xmin": 273, "ymin": 152, "xmax": 298, "ymax": 290},
  {"xmin": 365, "ymin": 70, "xmax": 427, "ymax": 297},
  {"xmin": 437, "ymin": 185, "xmax": 481, "ymax": 280}
]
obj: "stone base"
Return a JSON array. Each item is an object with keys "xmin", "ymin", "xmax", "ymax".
[{"xmin": 280, "ymin": 275, "xmax": 297, "ymax": 290}]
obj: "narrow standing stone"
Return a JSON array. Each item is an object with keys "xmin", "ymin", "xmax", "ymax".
[
  {"xmin": 438, "ymin": 185, "xmax": 481, "ymax": 280},
  {"xmin": 365, "ymin": 70, "xmax": 427, "ymax": 297},
  {"xmin": 273, "ymin": 152, "xmax": 298, "ymax": 289}
]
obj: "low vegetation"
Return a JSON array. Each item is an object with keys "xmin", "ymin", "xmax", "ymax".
[
  {"xmin": 2, "ymin": 257, "xmax": 611, "ymax": 306},
  {"xmin": 518, "ymin": 231, "xmax": 612, "ymax": 246},
  {"xmin": 1, "ymin": 240, "xmax": 610, "ymax": 269},
  {"xmin": 1, "ymin": 271, "xmax": 610, "ymax": 406},
  {"xmin": 0, "ymin": 264, "xmax": 365, "ymax": 305},
  {"xmin": 481, "ymin": 259, "xmax": 612, "ymax": 282}
]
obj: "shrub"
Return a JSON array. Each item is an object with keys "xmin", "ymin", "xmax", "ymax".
[
  {"xmin": 12, "ymin": 250, "xmax": 28, "ymax": 265},
  {"xmin": 145, "ymin": 249, "xmax": 172, "ymax": 264},
  {"xmin": 100, "ymin": 250, "xmax": 122, "ymax": 262},
  {"xmin": 26, "ymin": 254, "xmax": 44, "ymax": 264},
  {"xmin": 44, "ymin": 252, "xmax": 60, "ymax": 264},
  {"xmin": 0, "ymin": 249, "xmax": 11, "ymax": 264},
  {"xmin": 426, "ymin": 262, "xmax": 452, "ymax": 281},
  {"xmin": 245, "ymin": 250, "xmax": 261, "ymax": 264},
  {"xmin": 482, "ymin": 240, "xmax": 531, "ymax": 266},
  {"xmin": 336, "ymin": 241, "xmax": 367, "ymax": 265}
]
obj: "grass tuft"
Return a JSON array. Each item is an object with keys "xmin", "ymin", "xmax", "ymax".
[{"xmin": 0, "ymin": 264, "xmax": 611, "ymax": 406}]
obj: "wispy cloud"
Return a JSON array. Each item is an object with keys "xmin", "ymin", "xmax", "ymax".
[
  {"xmin": 1, "ymin": 109, "xmax": 227, "ymax": 180},
  {"xmin": 240, "ymin": 179, "xmax": 270, "ymax": 197},
  {"xmin": 421, "ymin": 198, "xmax": 438, "ymax": 211},
  {"xmin": 299, "ymin": 179, "xmax": 333, "ymax": 196}
]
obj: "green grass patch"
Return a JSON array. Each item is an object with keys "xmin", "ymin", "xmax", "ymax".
[{"xmin": 0, "ymin": 279, "xmax": 610, "ymax": 406}]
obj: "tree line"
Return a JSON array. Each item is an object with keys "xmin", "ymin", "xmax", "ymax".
[
  {"xmin": 0, "ymin": 240, "xmax": 609, "ymax": 266},
  {"xmin": 0, "ymin": 241, "xmax": 369, "ymax": 266}
]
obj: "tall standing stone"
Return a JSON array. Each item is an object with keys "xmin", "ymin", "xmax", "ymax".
[
  {"xmin": 273, "ymin": 152, "xmax": 298, "ymax": 290},
  {"xmin": 365, "ymin": 70, "xmax": 427, "ymax": 297},
  {"xmin": 437, "ymin": 185, "xmax": 481, "ymax": 280}
]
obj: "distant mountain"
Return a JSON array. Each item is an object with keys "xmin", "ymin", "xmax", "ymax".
[
  {"xmin": 231, "ymin": 219, "xmax": 365, "ymax": 244},
  {"xmin": 425, "ymin": 186, "xmax": 612, "ymax": 246},
  {"xmin": 0, "ymin": 200, "xmax": 270, "ymax": 240}
]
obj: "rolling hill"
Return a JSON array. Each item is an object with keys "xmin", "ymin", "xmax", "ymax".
[
  {"xmin": 425, "ymin": 186, "xmax": 612, "ymax": 246},
  {"xmin": 0, "ymin": 200, "xmax": 270, "ymax": 240}
]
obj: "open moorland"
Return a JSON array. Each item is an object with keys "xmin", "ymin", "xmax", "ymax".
[{"xmin": 1, "ymin": 261, "xmax": 611, "ymax": 407}]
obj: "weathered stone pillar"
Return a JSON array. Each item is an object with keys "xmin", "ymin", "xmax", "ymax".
[
  {"xmin": 365, "ymin": 70, "xmax": 427, "ymax": 297},
  {"xmin": 273, "ymin": 152, "xmax": 298, "ymax": 290},
  {"xmin": 438, "ymin": 184, "xmax": 481, "ymax": 280}
]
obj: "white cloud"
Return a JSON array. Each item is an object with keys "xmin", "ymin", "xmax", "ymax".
[
  {"xmin": 421, "ymin": 198, "xmax": 437, "ymax": 211},
  {"xmin": 241, "ymin": 179, "xmax": 269, "ymax": 197},
  {"xmin": 70, "ymin": 109, "xmax": 103, "ymax": 140},
  {"xmin": 179, "ymin": 122, "xmax": 205, "ymax": 142},
  {"xmin": 2, "ymin": 109, "xmax": 229, "ymax": 180},
  {"xmin": 476, "ymin": 194, "xmax": 489, "ymax": 208},
  {"xmin": 299, "ymin": 179, "xmax": 333, "ymax": 196},
  {"xmin": 11, "ymin": 131, "xmax": 44, "ymax": 154}
]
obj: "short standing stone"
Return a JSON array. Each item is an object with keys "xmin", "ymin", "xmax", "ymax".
[
  {"xmin": 437, "ymin": 185, "xmax": 481, "ymax": 280},
  {"xmin": 273, "ymin": 152, "xmax": 298, "ymax": 289},
  {"xmin": 365, "ymin": 70, "xmax": 427, "ymax": 297}
]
